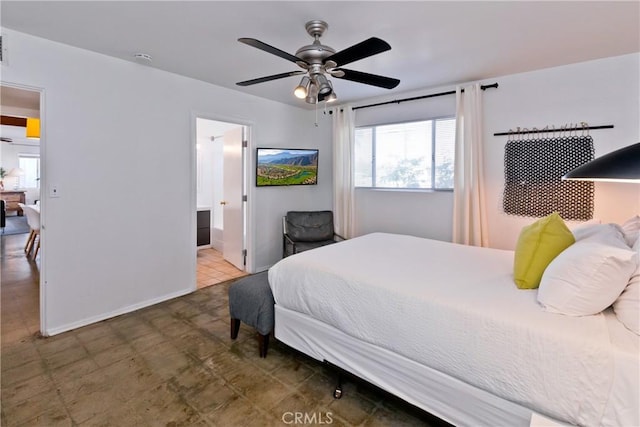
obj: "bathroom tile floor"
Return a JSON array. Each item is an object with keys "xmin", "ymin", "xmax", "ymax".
[
  {"xmin": 197, "ymin": 248, "xmax": 247, "ymax": 289},
  {"xmin": 1, "ymin": 233, "xmax": 445, "ymax": 426}
]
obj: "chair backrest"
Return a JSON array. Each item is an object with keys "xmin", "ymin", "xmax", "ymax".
[
  {"xmin": 17, "ymin": 202, "xmax": 26, "ymax": 219},
  {"xmin": 23, "ymin": 205, "xmax": 41, "ymax": 231},
  {"xmin": 285, "ymin": 211, "xmax": 334, "ymax": 242}
]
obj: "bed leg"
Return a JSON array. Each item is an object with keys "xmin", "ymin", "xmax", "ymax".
[
  {"xmin": 333, "ymin": 373, "xmax": 343, "ymax": 399},
  {"xmin": 230, "ymin": 318, "xmax": 240, "ymax": 339},
  {"xmin": 258, "ymin": 333, "xmax": 269, "ymax": 358}
]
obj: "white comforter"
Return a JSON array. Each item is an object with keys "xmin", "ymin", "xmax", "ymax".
[{"xmin": 269, "ymin": 233, "xmax": 633, "ymax": 426}]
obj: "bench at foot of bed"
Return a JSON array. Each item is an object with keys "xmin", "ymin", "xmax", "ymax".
[{"xmin": 228, "ymin": 271, "xmax": 274, "ymax": 358}]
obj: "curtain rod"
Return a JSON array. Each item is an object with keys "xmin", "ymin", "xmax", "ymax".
[
  {"xmin": 354, "ymin": 82, "xmax": 498, "ymax": 111},
  {"xmin": 329, "ymin": 82, "xmax": 498, "ymax": 114},
  {"xmin": 493, "ymin": 124, "xmax": 614, "ymax": 136}
]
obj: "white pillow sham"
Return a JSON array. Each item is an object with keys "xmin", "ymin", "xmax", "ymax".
[
  {"xmin": 571, "ymin": 223, "xmax": 629, "ymax": 248},
  {"xmin": 613, "ymin": 238, "xmax": 640, "ymax": 335},
  {"xmin": 567, "ymin": 218, "xmax": 601, "ymax": 231},
  {"xmin": 538, "ymin": 240, "xmax": 637, "ymax": 316},
  {"xmin": 621, "ymin": 215, "xmax": 640, "ymax": 247}
]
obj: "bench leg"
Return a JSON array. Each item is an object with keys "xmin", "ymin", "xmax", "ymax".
[
  {"xmin": 258, "ymin": 333, "xmax": 269, "ymax": 358},
  {"xmin": 230, "ymin": 318, "xmax": 240, "ymax": 339}
]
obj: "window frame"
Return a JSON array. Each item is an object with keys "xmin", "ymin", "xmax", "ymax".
[
  {"xmin": 354, "ymin": 116, "xmax": 456, "ymax": 192},
  {"xmin": 18, "ymin": 154, "xmax": 40, "ymax": 189}
]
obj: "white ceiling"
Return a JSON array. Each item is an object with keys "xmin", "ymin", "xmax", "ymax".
[
  {"xmin": 1, "ymin": 1, "xmax": 638, "ymax": 109},
  {"xmin": 1, "ymin": 86, "xmax": 40, "ymax": 111}
]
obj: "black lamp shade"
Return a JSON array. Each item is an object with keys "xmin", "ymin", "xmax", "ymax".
[{"xmin": 563, "ymin": 142, "xmax": 640, "ymax": 182}]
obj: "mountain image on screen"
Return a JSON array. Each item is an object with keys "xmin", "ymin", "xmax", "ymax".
[
  {"xmin": 257, "ymin": 149, "xmax": 318, "ymax": 186},
  {"xmin": 260, "ymin": 151, "xmax": 317, "ymax": 165}
]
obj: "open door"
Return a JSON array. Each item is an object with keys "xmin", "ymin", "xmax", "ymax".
[{"xmin": 221, "ymin": 126, "xmax": 245, "ymax": 270}]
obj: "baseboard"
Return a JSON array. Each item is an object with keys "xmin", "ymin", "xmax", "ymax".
[
  {"xmin": 255, "ymin": 264, "xmax": 272, "ymax": 273},
  {"xmin": 43, "ymin": 287, "xmax": 194, "ymax": 336}
]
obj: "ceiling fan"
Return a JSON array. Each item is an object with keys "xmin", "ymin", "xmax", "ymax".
[{"xmin": 236, "ymin": 20, "xmax": 400, "ymax": 104}]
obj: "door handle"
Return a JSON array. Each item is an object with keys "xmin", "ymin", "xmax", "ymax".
[{"xmin": 220, "ymin": 201, "xmax": 227, "ymax": 205}]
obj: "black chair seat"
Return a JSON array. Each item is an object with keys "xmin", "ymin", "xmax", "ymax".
[{"xmin": 289, "ymin": 239, "xmax": 337, "ymax": 253}]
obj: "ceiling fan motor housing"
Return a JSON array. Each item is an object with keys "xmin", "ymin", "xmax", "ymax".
[{"xmin": 296, "ymin": 20, "xmax": 335, "ymax": 67}]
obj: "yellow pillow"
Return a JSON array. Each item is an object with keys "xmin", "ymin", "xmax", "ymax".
[{"xmin": 513, "ymin": 212, "xmax": 575, "ymax": 289}]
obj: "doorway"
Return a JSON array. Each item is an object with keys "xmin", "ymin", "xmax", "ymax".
[
  {"xmin": 195, "ymin": 117, "xmax": 248, "ymax": 288},
  {"xmin": 0, "ymin": 83, "xmax": 44, "ymax": 336}
]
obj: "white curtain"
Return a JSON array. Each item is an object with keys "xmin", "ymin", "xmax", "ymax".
[
  {"xmin": 332, "ymin": 106, "xmax": 356, "ymax": 238},
  {"xmin": 452, "ymin": 84, "xmax": 489, "ymax": 247}
]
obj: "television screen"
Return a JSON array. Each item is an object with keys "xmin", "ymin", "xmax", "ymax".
[{"xmin": 256, "ymin": 148, "xmax": 319, "ymax": 186}]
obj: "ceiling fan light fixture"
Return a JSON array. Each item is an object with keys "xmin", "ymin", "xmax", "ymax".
[
  {"xmin": 305, "ymin": 82, "xmax": 319, "ymax": 104},
  {"xmin": 325, "ymin": 81, "xmax": 337, "ymax": 103},
  {"xmin": 314, "ymin": 74, "xmax": 332, "ymax": 95},
  {"xmin": 293, "ymin": 76, "xmax": 311, "ymax": 99}
]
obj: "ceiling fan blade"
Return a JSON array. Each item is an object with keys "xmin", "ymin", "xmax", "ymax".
[
  {"xmin": 236, "ymin": 71, "xmax": 306, "ymax": 86},
  {"xmin": 238, "ymin": 38, "xmax": 307, "ymax": 64},
  {"xmin": 333, "ymin": 68, "xmax": 400, "ymax": 89},
  {"xmin": 324, "ymin": 37, "xmax": 391, "ymax": 67}
]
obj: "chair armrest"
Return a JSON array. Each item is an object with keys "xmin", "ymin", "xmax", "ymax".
[{"xmin": 283, "ymin": 233, "xmax": 297, "ymax": 256}]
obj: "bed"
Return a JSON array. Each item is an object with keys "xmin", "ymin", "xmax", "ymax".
[{"xmin": 268, "ymin": 232, "xmax": 639, "ymax": 427}]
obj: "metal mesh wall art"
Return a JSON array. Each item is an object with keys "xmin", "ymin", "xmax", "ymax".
[{"xmin": 503, "ymin": 135, "xmax": 595, "ymax": 220}]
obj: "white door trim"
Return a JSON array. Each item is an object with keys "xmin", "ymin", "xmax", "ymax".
[
  {"xmin": 1, "ymin": 80, "xmax": 47, "ymax": 335},
  {"xmin": 190, "ymin": 111, "xmax": 255, "ymax": 275}
]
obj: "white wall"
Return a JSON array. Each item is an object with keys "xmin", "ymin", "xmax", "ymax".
[
  {"xmin": 352, "ymin": 85, "xmax": 457, "ymax": 241},
  {"xmin": 347, "ymin": 53, "xmax": 640, "ymax": 249},
  {"xmin": 2, "ymin": 29, "xmax": 332, "ymax": 335},
  {"xmin": 354, "ymin": 188, "xmax": 453, "ymax": 241},
  {"xmin": 1, "ymin": 105, "xmax": 39, "ymax": 118},
  {"xmin": 484, "ymin": 53, "xmax": 640, "ymax": 249},
  {"xmin": 253, "ymin": 123, "xmax": 332, "ymax": 270}
]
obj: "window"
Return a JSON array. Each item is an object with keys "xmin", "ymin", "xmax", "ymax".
[
  {"xmin": 19, "ymin": 155, "xmax": 40, "ymax": 189},
  {"xmin": 355, "ymin": 118, "xmax": 456, "ymax": 190}
]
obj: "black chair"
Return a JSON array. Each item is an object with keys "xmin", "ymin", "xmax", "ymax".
[
  {"xmin": 0, "ymin": 200, "xmax": 5, "ymax": 233},
  {"xmin": 283, "ymin": 210, "xmax": 345, "ymax": 258}
]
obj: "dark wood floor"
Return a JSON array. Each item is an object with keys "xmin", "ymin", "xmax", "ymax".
[{"xmin": 1, "ymin": 232, "xmax": 439, "ymax": 426}]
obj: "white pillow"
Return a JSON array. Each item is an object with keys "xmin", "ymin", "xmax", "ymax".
[
  {"xmin": 621, "ymin": 215, "xmax": 640, "ymax": 247},
  {"xmin": 567, "ymin": 218, "xmax": 601, "ymax": 231},
  {"xmin": 572, "ymin": 223, "xmax": 628, "ymax": 248},
  {"xmin": 538, "ymin": 240, "xmax": 637, "ymax": 316},
  {"xmin": 613, "ymin": 238, "xmax": 640, "ymax": 334}
]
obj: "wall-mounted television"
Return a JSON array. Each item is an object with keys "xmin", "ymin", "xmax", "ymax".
[{"xmin": 256, "ymin": 148, "xmax": 319, "ymax": 187}]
